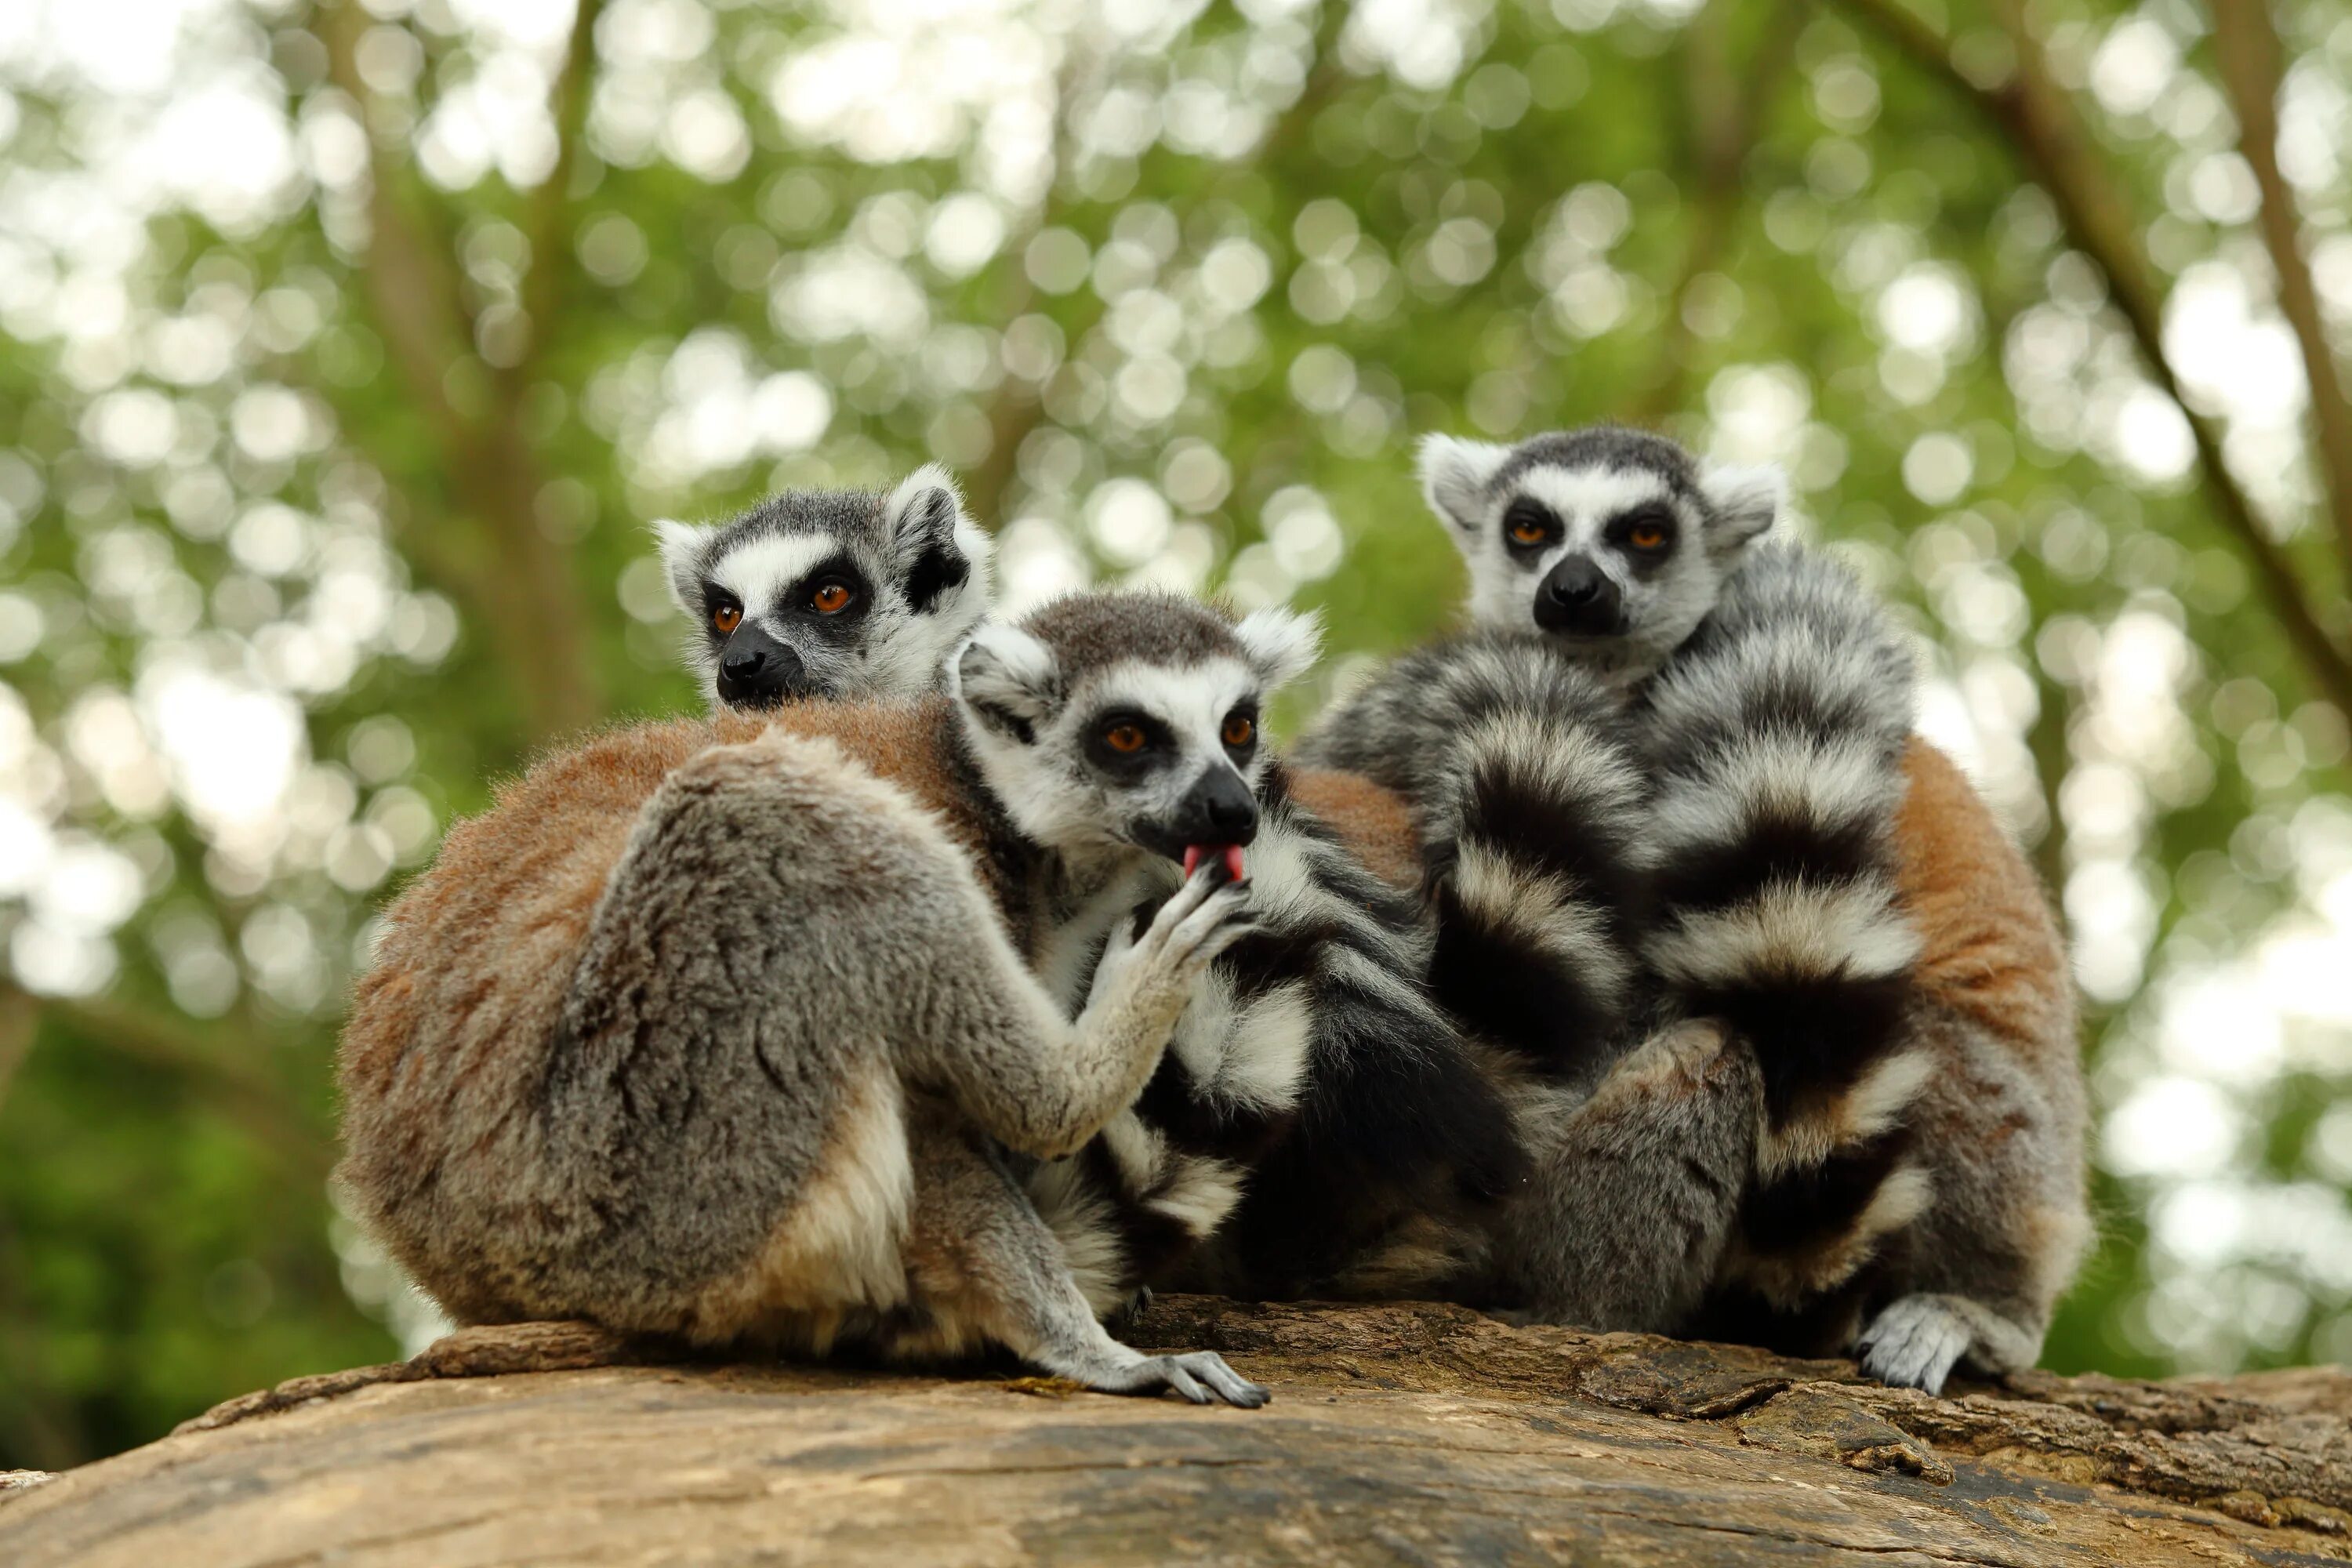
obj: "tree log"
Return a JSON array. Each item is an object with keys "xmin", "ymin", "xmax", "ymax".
[{"xmin": 4, "ymin": 1298, "xmax": 2350, "ymax": 1565}]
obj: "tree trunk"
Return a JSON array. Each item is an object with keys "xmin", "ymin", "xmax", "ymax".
[{"xmin": 4, "ymin": 1299, "xmax": 2349, "ymax": 1565}]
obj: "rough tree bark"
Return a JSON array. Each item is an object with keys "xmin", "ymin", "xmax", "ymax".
[{"xmin": 3, "ymin": 1299, "xmax": 2349, "ymax": 1566}]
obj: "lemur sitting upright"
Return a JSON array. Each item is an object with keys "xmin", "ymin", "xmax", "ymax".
[
  {"xmin": 337, "ymin": 590, "xmax": 1341, "ymax": 1406},
  {"xmin": 668, "ymin": 473, "xmax": 1521, "ymax": 1308},
  {"xmin": 1311, "ymin": 426, "xmax": 2087, "ymax": 1395}
]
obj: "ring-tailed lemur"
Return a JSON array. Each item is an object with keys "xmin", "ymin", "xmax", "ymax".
[
  {"xmin": 655, "ymin": 463, "xmax": 993, "ymax": 706},
  {"xmin": 677, "ymin": 556, "xmax": 1526, "ymax": 1315},
  {"xmin": 1353, "ymin": 424, "xmax": 2085, "ymax": 1393},
  {"xmin": 336, "ymin": 590, "xmax": 1355, "ymax": 1406}
]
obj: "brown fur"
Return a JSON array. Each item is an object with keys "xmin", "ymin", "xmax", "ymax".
[
  {"xmin": 1287, "ymin": 767, "xmax": 1424, "ymax": 891},
  {"xmin": 1893, "ymin": 739, "xmax": 2076, "ymax": 1081},
  {"xmin": 1884, "ymin": 739, "xmax": 2090, "ymax": 1335}
]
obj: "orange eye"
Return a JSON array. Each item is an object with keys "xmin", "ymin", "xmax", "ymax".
[
  {"xmin": 1221, "ymin": 714, "xmax": 1254, "ymax": 748},
  {"xmin": 1104, "ymin": 723, "xmax": 1147, "ymax": 754},
  {"xmin": 1628, "ymin": 522, "xmax": 1668, "ymax": 550},
  {"xmin": 810, "ymin": 582, "xmax": 852, "ymax": 615},
  {"xmin": 712, "ymin": 603, "xmax": 742, "ymax": 633}
]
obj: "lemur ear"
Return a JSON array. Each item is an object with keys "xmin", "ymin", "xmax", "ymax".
[
  {"xmin": 1234, "ymin": 605, "xmax": 1323, "ymax": 692},
  {"xmin": 949, "ymin": 622, "xmax": 1059, "ymax": 742},
  {"xmin": 882, "ymin": 463, "xmax": 990, "ymax": 614},
  {"xmin": 652, "ymin": 519, "xmax": 716, "ymax": 616},
  {"xmin": 1417, "ymin": 434, "xmax": 1514, "ymax": 536},
  {"xmin": 1697, "ymin": 462, "xmax": 1785, "ymax": 555}
]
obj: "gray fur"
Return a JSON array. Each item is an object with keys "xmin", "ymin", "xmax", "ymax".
[
  {"xmin": 1373, "ymin": 423, "xmax": 2084, "ymax": 1393},
  {"xmin": 339, "ymin": 591, "xmax": 1303, "ymax": 1405}
]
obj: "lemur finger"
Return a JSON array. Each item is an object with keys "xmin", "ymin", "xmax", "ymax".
[
  {"xmin": 1180, "ymin": 1352, "xmax": 1270, "ymax": 1409},
  {"xmin": 1164, "ymin": 881, "xmax": 1254, "ymax": 960},
  {"xmin": 1156, "ymin": 1359, "xmax": 1214, "ymax": 1405},
  {"xmin": 1147, "ymin": 859, "xmax": 1229, "ymax": 935},
  {"xmin": 1857, "ymin": 1296, "xmax": 1969, "ymax": 1395}
]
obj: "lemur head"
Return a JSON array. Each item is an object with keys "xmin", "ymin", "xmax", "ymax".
[
  {"xmin": 1418, "ymin": 426, "xmax": 1784, "ymax": 682},
  {"xmin": 657, "ymin": 464, "xmax": 994, "ymax": 709},
  {"xmin": 949, "ymin": 590, "xmax": 1322, "ymax": 873}
]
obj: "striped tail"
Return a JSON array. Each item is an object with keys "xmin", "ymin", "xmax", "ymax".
[
  {"xmin": 1299, "ymin": 633, "xmax": 1655, "ymax": 1083},
  {"xmin": 1639, "ymin": 544, "xmax": 1929, "ymax": 1331}
]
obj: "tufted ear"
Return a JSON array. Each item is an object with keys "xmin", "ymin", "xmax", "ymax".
[
  {"xmin": 653, "ymin": 518, "xmax": 717, "ymax": 616},
  {"xmin": 882, "ymin": 463, "xmax": 989, "ymax": 614},
  {"xmin": 1697, "ymin": 461, "xmax": 1785, "ymax": 556},
  {"xmin": 1417, "ymin": 434, "xmax": 1514, "ymax": 537},
  {"xmin": 1233, "ymin": 605, "xmax": 1323, "ymax": 692},
  {"xmin": 949, "ymin": 621, "xmax": 1059, "ymax": 742}
]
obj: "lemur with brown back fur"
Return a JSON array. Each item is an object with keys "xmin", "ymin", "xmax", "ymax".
[
  {"xmin": 336, "ymin": 587, "xmax": 1367, "ymax": 1406},
  {"xmin": 1305, "ymin": 426, "xmax": 2088, "ymax": 1394},
  {"xmin": 665, "ymin": 473, "xmax": 1526, "ymax": 1312}
]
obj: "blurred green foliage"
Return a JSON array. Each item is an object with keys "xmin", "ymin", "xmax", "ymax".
[{"xmin": 3, "ymin": 0, "xmax": 2350, "ymax": 1468}]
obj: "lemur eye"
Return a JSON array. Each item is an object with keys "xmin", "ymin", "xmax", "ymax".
[
  {"xmin": 1628, "ymin": 520, "xmax": 1669, "ymax": 550},
  {"xmin": 1221, "ymin": 713, "xmax": 1255, "ymax": 748},
  {"xmin": 810, "ymin": 581, "xmax": 853, "ymax": 615},
  {"xmin": 711, "ymin": 602, "xmax": 742, "ymax": 634},
  {"xmin": 1103, "ymin": 723, "xmax": 1148, "ymax": 754},
  {"xmin": 1504, "ymin": 503, "xmax": 1554, "ymax": 547}
]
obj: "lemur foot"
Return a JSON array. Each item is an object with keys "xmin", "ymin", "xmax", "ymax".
[
  {"xmin": 1088, "ymin": 1349, "xmax": 1270, "ymax": 1408},
  {"xmin": 1857, "ymin": 1295, "xmax": 1972, "ymax": 1395}
]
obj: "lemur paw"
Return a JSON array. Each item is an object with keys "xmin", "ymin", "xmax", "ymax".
[
  {"xmin": 1857, "ymin": 1295, "xmax": 1972, "ymax": 1395},
  {"xmin": 1092, "ymin": 1350, "xmax": 1270, "ymax": 1407},
  {"xmin": 1131, "ymin": 858, "xmax": 1258, "ymax": 976}
]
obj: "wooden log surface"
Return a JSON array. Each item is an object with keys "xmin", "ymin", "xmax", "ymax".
[{"xmin": 3, "ymin": 1298, "xmax": 2349, "ymax": 1566}]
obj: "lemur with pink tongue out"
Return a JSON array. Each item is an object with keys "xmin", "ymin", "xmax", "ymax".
[{"xmin": 666, "ymin": 469, "xmax": 1525, "ymax": 1313}]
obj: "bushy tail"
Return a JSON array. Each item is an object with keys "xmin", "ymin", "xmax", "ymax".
[
  {"xmin": 1301, "ymin": 634, "xmax": 1657, "ymax": 1080},
  {"xmin": 1639, "ymin": 545, "xmax": 1929, "ymax": 1327}
]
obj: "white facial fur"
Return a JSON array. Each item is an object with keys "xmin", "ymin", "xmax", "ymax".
[
  {"xmin": 1420, "ymin": 433, "xmax": 1784, "ymax": 684},
  {"xmin": 656, "ymin": 464, "xmax": 996, "ymax": 706},
  {"xmin": 951, "ymin": 607, "xmax": 1319, "ymax": 863}
]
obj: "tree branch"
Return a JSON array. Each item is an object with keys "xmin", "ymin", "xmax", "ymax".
[
  {"xmin": 2209, "ymin": 0, "xmax": 2352, "ymax": 591},
  {"xmin": 1631, "ymin": 0, "xmax": 1802, "ymax": 424},
  {"xmin": 1825, "ymin": 0, "xmax": 2352, "ymax": 719},
  {"xmin": 312, "ymin": 0, "xmax": 602, "ymax": 742},
  {"xmin": 508, "ymin": 0, "xmax": 607, "ymax": 399}
]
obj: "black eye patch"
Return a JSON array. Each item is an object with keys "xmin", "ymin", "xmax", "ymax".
[
  {"xmin": 1502, "ymin": 499, "xmax": 1560, "ymax": 554},
  {"xmin": 1083, "ymin": 709, "xmax": 1176, "ymax": 780},
  {"xmin": 1605, "ymin": 505, "xmax": 1679, "ymax": 568},
  {"xmin": 786, "ymin": 555, "xmax": 872, "ymax": 631}
]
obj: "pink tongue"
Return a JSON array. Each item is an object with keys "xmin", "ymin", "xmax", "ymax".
[{"xmin": 1181, "ymin": 844, "xmax": 1248, "ymax": 881}]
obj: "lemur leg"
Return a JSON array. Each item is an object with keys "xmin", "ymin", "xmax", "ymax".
[
  {"xmin": 1501, "ymin": 1020, "xmax": 1761, "ymax": 1333},
  {"xmin": 1858, "ymin": 1294, "xmax": 2043, "ymax": 1395},
  {"xmin": 898, "ymin": 1116, "xmax": 1269, "ymax": 1407},
  {"xmin": 906, "ymin": 860, "xmax": 1256, "ymax": 1162}
]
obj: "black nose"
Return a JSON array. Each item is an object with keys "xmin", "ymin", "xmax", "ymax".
[
  {"xmin": 1534, "ymin": 555, "xmax": 1625, "ymax": 636},
  {"xmin": 714, "ymin": 624, "xmax": 811, "ymax": 709},
  {"xmin": 1177, "ymin": 768, "xmax": 1260, "ymax": 847}
]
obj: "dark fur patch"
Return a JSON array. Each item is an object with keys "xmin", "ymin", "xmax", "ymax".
[
  {"xmin": 1685, "ymin": 970, "xmax": 1915, "ymax": 1127},
  {"xmin": 1740, "ymin": 1127, "xmax": 1915, "ymax": 1256},
  {"xmin": 903, "ymin": 543, "xmax": 968, "ymax": 613},
  {"xmin": 1427, "ymin": 886, "xmax": 1632, "ymax": 1076},
  {"xmin": 1647, "ymin": 808, "xmax": 1888, "ymax": 916}
]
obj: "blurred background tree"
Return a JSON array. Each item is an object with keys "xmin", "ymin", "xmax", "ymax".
[{"xmin": 2, "ymin": 0, "xmax": 2350, "ymax": 1469}]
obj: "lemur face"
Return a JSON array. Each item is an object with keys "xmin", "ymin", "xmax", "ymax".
[
  {"xmin": 657, "ymin": 464, "xmax": 994, "ymax": 709},
  {"xmin": 1419, "ymin": 427, "xmax": 1784, "ymax": 683},
  {"xmin": 950, "ymin": 591, "xmax": 1322, "ymax": 869}
]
